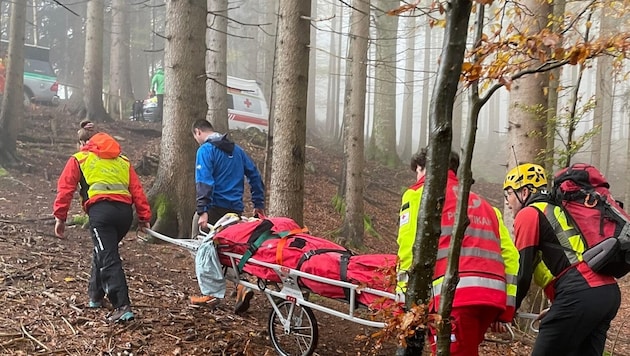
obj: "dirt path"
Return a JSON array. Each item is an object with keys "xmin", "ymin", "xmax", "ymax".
[{"xmin": 0, "ymin": 108, "xmax": 628, "ymax": 355}]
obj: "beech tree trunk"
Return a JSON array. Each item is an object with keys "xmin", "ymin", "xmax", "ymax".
[{"xmin": 147, "ymin": 0, "xmax": 206, "ymax": 238}]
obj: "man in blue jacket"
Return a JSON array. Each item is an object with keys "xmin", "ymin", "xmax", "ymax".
[{"xmin": 190, "ymin": 119, "xmax": 265, "ymax": 312}]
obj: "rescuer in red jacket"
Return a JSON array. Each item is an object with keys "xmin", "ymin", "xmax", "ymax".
[
  {"xmin": 397, "ymin": 149, "xmax": 519, "ymax": 355},
  {"xmin": 504, "ymin": 163, "xmax": 619, "ymax": 355},
  {"xmin": 53, "ymin": 120, "xmax": 152, "ymax": 323}
]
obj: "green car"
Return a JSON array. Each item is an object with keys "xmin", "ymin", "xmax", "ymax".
[{"xmin": 1, "ymin": 40, "xmax": 59, "ymax": 106}]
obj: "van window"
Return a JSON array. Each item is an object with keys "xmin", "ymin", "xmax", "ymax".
[{"xmin": 228, "ymin": 93, "xmax": 262, "ymax": 115}]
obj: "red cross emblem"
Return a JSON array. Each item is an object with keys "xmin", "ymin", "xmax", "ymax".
[{"xmin": 244, "ymin": 98, "xmax": 252, "ymax": 108}]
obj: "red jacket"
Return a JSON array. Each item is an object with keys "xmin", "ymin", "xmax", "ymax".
[
  {"xmin": 398, "ymin": 171, "xmax": 517, "ymax": 321},
  {"xmin": 53, "ymin": 133, "xmax": 151, "ymax": 222},
  {"xmin": 432, "ymin": 172, "xmax": 509, "ymax": 314}
]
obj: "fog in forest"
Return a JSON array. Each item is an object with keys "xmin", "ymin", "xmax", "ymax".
[{"xmin": 2, "ymin": 0, "xmax": 630, "ymax": 198}]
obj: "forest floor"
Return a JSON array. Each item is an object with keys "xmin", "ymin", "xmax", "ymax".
[{"xmin": 0, "ymin": 107, "xmax": 629, "ymax": 355}]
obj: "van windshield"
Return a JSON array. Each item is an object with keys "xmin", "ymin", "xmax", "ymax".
[{"xmin": 228, "ymin": 93, "xmax": 263, "ymax": 115}]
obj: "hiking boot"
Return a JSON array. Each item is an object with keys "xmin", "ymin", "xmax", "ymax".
[
  {"xmin": 106, "ymin": 305, "xmax": 134, "ymax": 323},
  {"xmin": 88, "ymin": 300, "xmax": 103, "ymax": 308},
  {"xmin": 190, "ymin": 295, "xmax": 219, "ymax": 306},
  {"xmin": 234, "ymin": 285, "xmax": 254, "ymax": 314}
]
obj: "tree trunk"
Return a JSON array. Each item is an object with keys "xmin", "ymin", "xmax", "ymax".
[
  {"xmin": 0, "ymin": 0, "xmax": 26, "ymax": 167},
  {"xmin": 337, "ymin": 0, "xmax": 369, "ymax": 248},
  {"xmin": 418, "ymin": 23, "xmax": 432, "ymax": 151},
  {"xmin": 504, "ymin": 0, "xmax": 552, "ymax": 333},
  {"xmin": 83, "ymin": 0, "xmax": 111, "ymax": 122},
  {"xmin": 61, "ymin": 2, "xmax": 86, "ymax": 116},
  {"xmin": 329, "ymin": 3, "xmax": 344, "ymax": 143},
  {"xmin": 404, "ymin": 0, "xmax": 472, "ymax": 354},
  {"xmin": 147, "ymin": 0, "xmax": 206, "ymax": 238},
  {"xmin": 108, "ymin": 0, "xmax": 133, "ymax": 118},
  {"xmin": 506, "ymin": 0, "xmax": 550, "ymax": 168},
  {"xmin": 452, "ymin": 87, "xmax": 463, "ymax": 151},
  {"xmin": 267, "ymin": 0, "xmax": 311, "ymax": 224},
  {"xmin": 434, "ymin": 4, "xmax": 477, "ymax": 354},
  {"xmin": 206, "ymin": 0, "xmax": 228, "ymax": 133},
  {"xmin": 399, "ymin": 15, "xmax": 415, "ymax": 162},
  {"xmin": 544, "ymin": 0, "xmax": 566, "ymax": 176},
  {"xmin": 591, "ymin": 7, "xmax": 614, "ymax": 174},
  {"xmin": 306, "ymin": 0, "xmax": 317, "ymax": 134},
  {"xmin": 325, "ymin": 5, "xmax": 341, "ymax": 140},
  {"xmin": 369, "ymin": 0, "xmax": 399, "ymax": 167}
]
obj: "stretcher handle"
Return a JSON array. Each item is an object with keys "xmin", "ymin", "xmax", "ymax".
[{"xmin": 517, "ymin": 312, "xmax": 541, "ymax": 333}]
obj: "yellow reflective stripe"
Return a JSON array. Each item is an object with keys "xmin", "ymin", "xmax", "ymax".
[
  {"xmin": 532, "ymin": 202, "xmax": 584, "ymax": 264},
  {"xmin": 505, "ymin": 273, "xmax": 517, "ymax": 285},
  {"xmin": 436, "ymin": 247, "xmax": 504, "ymax": 263},
  {"xmin": 396, "ymin": 271, "xmax": 408, "ymax": 293},
  {"xmin": 432, "ymin": 276, "xmax": 506, "ymax": 297},
  {"xmin": 506, "ymin": 294, "xmax": 516, "ymax": 308}
]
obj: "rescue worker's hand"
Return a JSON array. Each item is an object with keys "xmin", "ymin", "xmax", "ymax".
[
  {"xmin": 253, "ymin": 208, "xmax": 265, "ymax": 219},
  {"xmin": 54, "ymin": 218, "xmax": 65, "ymax": 239},
  {"xmin": 138, "ymin": 221, "xmax": 150, "ymax": 233},
  {"xmin": 198, "ymin": 212, "xmax": 209, "ymax": 230},
  {"xmin": 490, "ymin": 322, "xmax": 509, "ymax": 333}
]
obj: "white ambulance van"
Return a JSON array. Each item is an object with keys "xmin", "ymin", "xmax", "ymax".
[
  {"xmin": 140, "ymin": 75, "xmax": 269, "ymax": 130},
  {"xmin": 227, "ymin": 76, "xmax": 269, "ymax": 132}
]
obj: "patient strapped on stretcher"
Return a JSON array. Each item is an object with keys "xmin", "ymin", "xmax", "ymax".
[{"xmin": 212, "ymin": 216, "xmax": 398, "ymax": 309}]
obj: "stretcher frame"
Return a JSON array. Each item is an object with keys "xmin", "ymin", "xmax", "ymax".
[{"xmin": 145, "ymin": 227, "xmax": 397, "ymax": 356}]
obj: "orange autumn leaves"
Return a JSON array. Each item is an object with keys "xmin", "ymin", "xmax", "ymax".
[{"xmin": 461, "ymin": 26, "xmax": 630, "ymax": 89}]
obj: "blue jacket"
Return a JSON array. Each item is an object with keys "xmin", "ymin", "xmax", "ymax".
[{"xmin": 195, "ymin": 133, "xmax": 265, "ymax": 214}]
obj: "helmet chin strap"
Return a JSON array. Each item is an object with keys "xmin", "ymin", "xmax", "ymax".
[{"xmin": 515, "ymin": 187, "xmax": 529, "ymax": 208}]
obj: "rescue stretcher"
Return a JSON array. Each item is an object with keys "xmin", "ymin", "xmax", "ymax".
[
  {"xmin": 144, "ymin": 224, "xmax": 398, "ymax": 356},
  {"xmin": 145, "ymin": 216, "xmax": 539, "ymax": 356}
]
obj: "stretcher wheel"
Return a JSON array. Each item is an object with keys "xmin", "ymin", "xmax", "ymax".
[{"xmin": 268, "ymin": 301, "xmax": 318, "ymax": 356}]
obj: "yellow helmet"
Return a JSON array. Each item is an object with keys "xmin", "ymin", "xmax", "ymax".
[{"xmin": 503, "ymin": 163, "xmax": 547, "ymax": 190}]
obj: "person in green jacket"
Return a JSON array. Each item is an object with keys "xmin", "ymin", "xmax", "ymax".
[{"xmin": 150, "ymin": 68, "xmax": 165, "ymax": 121}]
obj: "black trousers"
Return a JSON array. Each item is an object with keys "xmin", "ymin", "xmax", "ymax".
[
  {"xmin": 532, "ymin": 283, "xmax": 620, "ymax": 356},
  {"xmin": 87, "ymin": 201, "xmax": 133, "ymax": 309}
]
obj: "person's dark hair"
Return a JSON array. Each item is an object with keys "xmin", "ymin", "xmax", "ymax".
[
  {"xmin": 191, "ymin": 119, "xmax": 214, "ymax": 133},
  {"xmin": 77, "ymin": 119, "xmax": 98, "ymax": 143},
  {"xmin": 410, "ymin": 148, "xmax": 460, "ymax": 173}
]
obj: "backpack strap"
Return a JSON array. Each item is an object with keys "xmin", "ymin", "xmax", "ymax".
[
  {"xmin": 532, "ymin": 203, "xmax": 584, "ymax": 262},
  {"xmin": 238, "ymin": 219, "xmax": 277, "ymax": 272},
  {"xmin": 295, "ymin": 248, "xmax": 354, "ymax": 270},
  {"xmin": 339, "ymin": 253, "xmax": 352, "ymax": 301}
]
